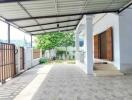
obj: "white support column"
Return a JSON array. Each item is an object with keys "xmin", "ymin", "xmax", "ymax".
[
  {"xmin": 75, "ymin": 31, "xmax": 80, "ymax": 63},
  {"xmin": 84, "ymin": 15, "xmax": 93, "ymax": 75}
]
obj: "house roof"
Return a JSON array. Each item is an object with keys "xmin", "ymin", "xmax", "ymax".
[{"xmin": 0, "ymin": 0, "xmax": 131, "ymax": 35}]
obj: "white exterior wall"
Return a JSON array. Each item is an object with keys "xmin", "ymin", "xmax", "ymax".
[
  {"xmin": 119, "ymin": 8, "xmax": 132, "ymax": 73},
  {"xmin": 24, "ymin": 47, "xmax": 41, "ymax": 69},
  {"xmin": 32, "ymin": 49, "xmax": 42, "ymax": 67},
  {"xmin": 44, "ymin": 49, "xmax": 56, "ymax": 59},
  {"xmin": 16, "ymin": 47, "xmax": 32, "ymax": 74},
  {"xmin": 24, "ymin": 47, "xmax": 32, "ymax": 69},
  {"xmin": 15, "ymin": 47, "xmax": 42, "ymax": 74},
  {"xmin": 32, "ymin": 58, "xmax": 40, "ymax": 67},
  {"xmin": 93, "ymin": 13, "xmax": 120, "ymax": 69}
]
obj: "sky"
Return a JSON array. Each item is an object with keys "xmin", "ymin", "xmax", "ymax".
[{"xmin": 0, "ymin": 20, "xmax": 31, "ymax": 44}]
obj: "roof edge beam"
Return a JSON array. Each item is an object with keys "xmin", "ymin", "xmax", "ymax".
[
  {"xmin": 7, "ymin": 10, "xmax": 118, "ymax": 22},
  {"xmin": 31, "ymin": 29, "xmax": 74, "ymax": 36},
  {"xmin": 20, "ymin": 18, "xmax": 80, "ymax": 28},
  {"xmin": 27, "ymin": 25, "xmax": 76, "ymax": 32},
  {"xmin": 118, "ymin": 1, "xmax": 132, "ymax": 13}
]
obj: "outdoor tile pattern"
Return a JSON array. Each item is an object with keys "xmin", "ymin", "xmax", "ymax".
[
  {"xmin": 32, "ymin": 64, "xmax": 132, "ymax": 100},
  {"xmin": 1, "ymin": 64, "xmax": 132, "ymax": 100},
  {"xmin": 0, "ymin": 66, "xmax": 40, "ymax": 100}
]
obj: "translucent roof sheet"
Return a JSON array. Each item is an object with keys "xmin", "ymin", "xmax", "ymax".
[{"xmin": 0, "ymin": 0, "xmax": 131, "ymax": 35}]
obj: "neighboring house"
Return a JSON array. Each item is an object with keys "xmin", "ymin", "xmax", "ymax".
[{"xmin": 44, "ymin": 47, "xmax": 75, "ymax": 60}]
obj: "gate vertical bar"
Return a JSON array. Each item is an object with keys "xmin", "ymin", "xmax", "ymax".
[
  {"xmin": 8, "ymin": 24, "xmax": 10, "ymax": 44},
  {"xmin": 3, "ymin": 44, "xmax": 5, "ymax": 82},
  {"xmin": 13, "ymin": 45, "xmax": 16, "ymax": 75},
  {"xmin": 0, "ymin": 43, "xmax": 2, "ymax": 82},
  {"xmin": 1, "ymin": 43, "xmax": 4, "ymax": 83}
]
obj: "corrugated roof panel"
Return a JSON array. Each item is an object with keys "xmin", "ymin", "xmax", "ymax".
[
  {"xmin": 21, "ymin": 0, "xmax": 56, "ymax": 17},
  {"xmin": 28, "ymin": 10, "xmax": 57, "ymax": 17},
  {"xmin": 108, "ymin": 2, "xmax": 128, "ymax": 9},
  {"xmin": 14, "ymin": 20, "xmax": 37, "ymax": 27},
  {"xmin": 20, "ymin": 0, "xmax": 54, "ymax": 5},
  {"xmin": 2, "ymin": 14, "xmax": 29, "ymax": 19},
  {"xmin": 32, "ymin": 31, "xmax": 44, "ymax": 34},
  {"xmin": 0, "ymin": 2, "xmax": 29, "ymax": 19},
  {"xmin": 29, "ymin": 12, "xmax": 57, "ymax": 17},
  {"xmin": 45, "ymin": 29, "xmax": 58, "ymax": 33},
  {"xmin": 59, "ymin": 26, "xmax": 75, "ymax": 30},
  {"xmin": 59, "ymin": 21, "xmax": 78, "ymax": 26},
  {"xmin": 0, "ymin": 0, "xmax": 130, "ymax": 34},
  {"xmin": 36, "ymin": 18, "xmax": 57, "ymax": 24},
  {"xmin": 42, "ymin": 24, "xmax": 57, "ymax": 29},
  {"xmin": 23, "ymin": 26, "xmax": 42, "ymax": 31}
]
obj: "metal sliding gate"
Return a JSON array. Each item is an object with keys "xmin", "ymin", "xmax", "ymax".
[{"xmin": 0, "ymin": 43, "xmax": 16, "ymax": 83}]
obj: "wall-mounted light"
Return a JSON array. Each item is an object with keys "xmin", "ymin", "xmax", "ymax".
[{"xmin": 57, "ymin": 23, "xmax": 60, "ymax": 32}]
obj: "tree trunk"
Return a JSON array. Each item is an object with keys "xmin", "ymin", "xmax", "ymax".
[
  {"xmin": 49, "ymin": 49, "xmax": 51, "ymax": 60},
  {"xmin": 65, "ymin": 46, "xmax": 68, "ymax": 61}
]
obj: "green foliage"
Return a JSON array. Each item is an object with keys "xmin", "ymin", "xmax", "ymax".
[
  {"xmin": 61, "ymin": 32, "xmax": 75, "ymax": 47},
  {"xmin": 39, "ymin": 57, "xmax": 48, "ymax": 64},
  {"xmin": 56, "ymin": 50, "xmax": 66, "ymax": 55},
  {"xmin": 36, "ymin": 32, "xmax": 75, "ymax": 50}
]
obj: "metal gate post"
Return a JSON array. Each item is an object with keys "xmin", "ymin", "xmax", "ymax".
[{"xmin": 8, "ymin": 24, "xmax": 10, "ymax": 43}]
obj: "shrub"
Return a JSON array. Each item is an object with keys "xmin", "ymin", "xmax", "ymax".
[{"xmin": 39, "ymin": 57, "xmax": 48, "ymax": 64}]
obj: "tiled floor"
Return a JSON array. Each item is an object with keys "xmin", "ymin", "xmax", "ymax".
[
  {"xmin": 31, "ymin": 64, "xmax": 132, "ymax": 100},
  {"xmin": 0, "ymin": 65, "xmax": 41, "ymax": 100},
  {"xmin": 1, "ymin": 64, "xmax": 132, "ymax": 100}
]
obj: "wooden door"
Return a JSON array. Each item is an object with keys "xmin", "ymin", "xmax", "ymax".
[
  {"xmin": 100, "ymin": 31, "xmax": 107, "ymax": 59},
  {"xmin": 106, "ymin": 27, "xmax": 113, "ymax": 61},
  {"xmin": 94, "ymin": 34, "xmax": 100, "ymax": 58}
]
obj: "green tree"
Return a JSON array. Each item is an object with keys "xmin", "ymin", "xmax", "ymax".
[
  {"xmin": 36, "ymin": 31, "xmax": 75, "ymax": 59},
  {"xmin": 36, "ymin": 32, "xmax": 64, "ymax": 50},
  {"xmin": 60, "ymin": 32, "xmax": 75, "ymax": 60}
]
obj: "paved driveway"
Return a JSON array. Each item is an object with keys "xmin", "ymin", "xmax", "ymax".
[{"xmin": 1, "ymin": 64, "xmax": 132, "ymax": 100}]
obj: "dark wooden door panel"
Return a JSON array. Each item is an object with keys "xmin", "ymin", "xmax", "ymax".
[
  {"xmin": 94, "ymin": 27, "xmax": 113, "ymax": 61},
  {"xmin": 100, "ymin": 31, "xmax": 107, "ymax": 59},
  {"xmin": 106, "ymin": 27, "xmax": 113, "ymax": 61},
  {"xmin": 94, "ymin": 34, "xmax": 100, "ymax": 58}
]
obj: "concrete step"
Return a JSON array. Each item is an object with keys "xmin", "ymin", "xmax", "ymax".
[{"xmin": 94, "ymin": 64, "xmax": 124, "ymax": 76}]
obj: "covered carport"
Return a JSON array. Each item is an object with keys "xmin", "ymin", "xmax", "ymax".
[
  {"xmin": 0, "ymin": 0, "xmax": 131, "ymax": 76},
  {"xmin": 0, "ymin": 0, "xmax": 131, "ymax": 36}
]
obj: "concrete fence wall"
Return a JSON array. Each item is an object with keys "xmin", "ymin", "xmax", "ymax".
[
  {"xmin": 32, "ymin": 49, "xmax": 42, "ymax": 67},
  {"xmin": 15, "ymin": 47, "xmax": 42, "ymax": 74}
]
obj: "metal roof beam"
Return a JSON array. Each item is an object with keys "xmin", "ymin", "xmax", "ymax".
[
  {"xmin": 7, "ymin": 10, "xmax": 118, "ymax": 22},
  {"xmin": 118, "ymin": 1, "xmax": 132, "ymax": 13},
  {"xmin": 0, "ymin": 0, "xmax": 34, "ymax": 3},
  {"xmin": 20, "ymin": 18, "xmax": 80, "ymax": 28},
  {"xmin": 17, "ymin": 1, "xmax": 44, "ymax": 33},
  {"xmin": 31, "ymin": 28, "xmax": 74, "ymax": 36},
  {"xmin": 27, "ymin": 24, "xmax": 76, "ymax": 32}
]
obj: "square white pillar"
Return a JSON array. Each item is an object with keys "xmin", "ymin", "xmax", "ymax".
[
  {"xmin": 75, "ymin": 31, "xmax": 80, "ymax": 63},
  {"xmin": 84, "ymin": 15, "xmax": 93, "ymax": 75}
]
